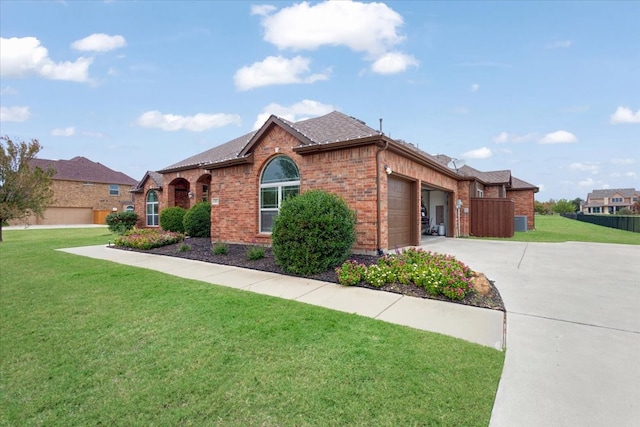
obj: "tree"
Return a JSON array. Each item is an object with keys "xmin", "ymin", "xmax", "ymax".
[
  {"xmin": 552, "ymin": 199, "xmax": 576, "ymax": 215},
  {"xmin": 0, "ymin": 136, "xmax": 55, "ymax": 242},
  {"xmin": 570, "ymin": 197, "xmax": 584, "ymax": 213}
]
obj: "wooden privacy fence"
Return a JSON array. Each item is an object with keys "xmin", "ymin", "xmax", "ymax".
[
  {"xmin": 93, "ymin": 210, "xmax": 112, "ymax": 225},
  {"xmin": 470, "ymin": 198, "xmax": 514, "ymax": 238}
]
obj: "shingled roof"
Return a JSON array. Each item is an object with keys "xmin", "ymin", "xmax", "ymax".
[
  {"xmin": 130, "ymin": 171, "xmax": 164, "ymax": 193},
  {"xmin": 159, "ymin": 111, "xmax": 381, "ymax": 173},
  {"xmin": 30, "ymin": 156, "xmax": 137, "ymax": 185},
  {"xmin": 587, "ymin": 188, "xmax": 639, "ymax": 199},
  {"xmin": 458, "ymin": 165, "xmax": 512, "ymax": 185}
]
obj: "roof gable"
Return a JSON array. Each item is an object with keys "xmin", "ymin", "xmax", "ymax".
[
  {"xmin": 131, "ymin": 171, "xmax": 163, "ymax": 193},
  {"xmin": 159, "ymin": 111, "xmax": 382, "ymax": 173},
  {"xmin": 30, "ymin": 156, "xmax": 137, "ymax": 185}
]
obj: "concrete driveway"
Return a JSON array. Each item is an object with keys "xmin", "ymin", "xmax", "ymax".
[{"xmin": 421, "ymin": 238, "xmax": 640, "ymax": 427}]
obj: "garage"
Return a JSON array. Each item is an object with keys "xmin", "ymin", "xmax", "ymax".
[
  {"xmin": 388, "ymin": 175, "xmax": 415, "ymax": 249},
  {"xmin": 40, "ymin": 207, "xmax": 93, "ymax": 225}
]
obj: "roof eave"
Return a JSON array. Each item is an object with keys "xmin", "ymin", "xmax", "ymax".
[
  {"xmin": 293, "ymin": 135, "xmax": 382, "ymax": 154},
  {"xmin": 204, "ymin": 154, "xmax": 254, "ymax": 170}
]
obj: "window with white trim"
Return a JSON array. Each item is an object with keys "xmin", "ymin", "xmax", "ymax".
[
  {"xmin": 109, "ymin": 184, "xmax": 119, "ymax": 196},
  {"xmin": 146, "ymin": 190, "xmax": 159, "ymax": 226},
  {"xmin": 259, "ymin": 156, "xmax": 300, "ymax": 233}
]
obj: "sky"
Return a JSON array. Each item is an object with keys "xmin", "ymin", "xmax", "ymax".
[{"xmin": 1, "ymin": 0, "xmax": 638, "ymax": 201}]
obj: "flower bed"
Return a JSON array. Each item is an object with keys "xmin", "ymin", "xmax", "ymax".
[
  {"xmin": 337, "ymin": 247, "xmax": 474, "ymax": 301},
  {"xmin": 114, "ymin": 229, "xmax": 185, "ymax": 250}
]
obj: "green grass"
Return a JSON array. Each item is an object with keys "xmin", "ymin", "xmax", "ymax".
[
  {"xmin": 491, "ymin": 214, "xmax": 640, "ymax": 245},
  {"xmin": 0, "ymin": 228, "xmax": 504, "ymax": 426}
]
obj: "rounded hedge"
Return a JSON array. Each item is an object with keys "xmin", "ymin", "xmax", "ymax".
[
  {"xmin": 105, "ymin": 211, "xmax": 138, "ymax": 235},
  {"xmin": 271, "ymin": 190, "xmax": 356, "ymax": 275},
  {"xmin": 160, "ymin": 206, "xmax": 186, "ymax": 233},
  {"xmin": 183, "ymin": 201, "xmax": 211, "ymax": 237}
]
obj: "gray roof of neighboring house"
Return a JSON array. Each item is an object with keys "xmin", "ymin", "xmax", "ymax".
[
  {"xmin": 587, "ymin": 188, "xmax": 639, "ymax": 199},
  {"xmin": 159, "ymin": 111, "xmax": 381, "ymax": 172},
  {"xmin": 131, "ymin": 171, "xmax": 164, "ymax": 193},
  {"xmin": 30, "ymin": 156, "xmax": 137, "ymax": 185}
]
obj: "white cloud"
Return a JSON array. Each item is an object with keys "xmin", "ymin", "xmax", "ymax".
[
  {"xmin": 610, "ymin": 158, "xmax": 636, "ymax": 165},
  {"xmin": 0, "ymin": 86, "xmax": 18, "ymax": 95},
  {"xmin": 539, "ymin": 130, "xmax": 577, "ymax": 144},
  {"xmin": 259, "ymin": 1, "xmax": 405, "ymax": 57},
  {"xmin": 71, "ymin": 33, "xmax": 126, "ymax": 52},
  {"xmin": 462, "ymin": 147, "xmax": 492, "ymax": 159},
  {"xmin": 371, "ymin": 51, "xmax": 418, "ymax": 74},
  {"xmin": 51, "ymin": 127, "xmax": 76, "ymax": 136},
  {"xmin": 234, "ymin": 55, "xmax": 329, "ymax": 91},
  {"xmin": 568, "ymin": 162, "xmax": 599, "ymax": 173},
  {"xmin": 0, "ymin": 36, "xmax": 92, "ymax": 82},
  {"xmin": 135, "ymin": 111, "xmax": 241, "ymax": 132},
  {"xmin": 471, "ymin": 83, "xmax": 479, "ymax": 93},
  {"xmin": 578, "ymin": 177, "xmax": 597, "ymax": 188},
  {"xmin": 253, "ymin": 100, "xmax": 335, "ymax": 130},
  {"xmin": 492, "ymin": 131, "xmax": 536, "ymax": 143},
  {"xmin": 256, "ymin": 1, "xmax": 414, "ymax": 74},
  {"xmin": 546, "ymin": 40, "xmax": 572, "ymax": 49},
  {"xmin": 625, "ymin": 171, "xmax": 637, "ymax": 178},
  {"xmin": 250, "ymin": 4, "xmax": 277, "ymax": 16},
  {"xmin": 610, "ymin": 106, "xmax": 640, "ymax": 124},
  {"xmin": 0, "ymin": 106, "xmax": 30, "ymax": 122}
]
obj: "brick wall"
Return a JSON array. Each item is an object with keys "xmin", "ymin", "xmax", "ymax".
[
  {"xmin": 208, "ymin": 127, "xmax": 380, "ymax": 251},
  {"xmin": 507, "ymin": 189, "xmax": 536, "ymax": 230},
  {"xmin": 51, "ymin": 180, "xmax": 133, "ymax": 210}
]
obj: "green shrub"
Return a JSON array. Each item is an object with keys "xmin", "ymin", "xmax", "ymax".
[
  {"xmin": 183, "ymin": 202, "xmax": 211, "ymax": 237},
  {"xmin": 246, "ymin": 245, "xmax": 266, "ymax": 261},
  {"xmin": 212, "ymin": 240, "xmax": 229, "ymax": 255},
  {"xmin": 272, "ymin": 190, "xmax": 356, "ymax": 275},
  {"xmin": 336, "ymin": 260, "xmax": 367, "ymax": 286},
  {"xmin": 160, "ymin": 206, "xmax": 186, "ymax": 233},
  {"xmin": 105, "ymin": 211, "xmax": 139, "ymax": 235},
  {"xmin": 336, "ymin": 247, "xmax": 475, "ymax": 301},
  {"xmin": 177, "ymin": 243, "xmax": 190, "ymax": 252},
  {"xmin": 114, "ymin": 229, "xmax": 184, "ymax": 249}
]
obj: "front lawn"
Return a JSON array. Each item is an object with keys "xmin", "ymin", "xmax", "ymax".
[{"xmin": 0, "ymin": 228, "xmax": 504, "ymax": 426}]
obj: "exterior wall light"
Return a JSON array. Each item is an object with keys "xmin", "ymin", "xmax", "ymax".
[{"xmin": 384, "ymin": 165, "xmax": 392, "ymax": 175}]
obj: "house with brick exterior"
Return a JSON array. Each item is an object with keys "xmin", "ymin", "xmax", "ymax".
[
  {"xmin": 581, "ymin": 188, "xmax": 640, "ymax": 214},
  {"xmin": 12, "ymin": 156, "xmax": 137, "ymax": 226},
  {"xmin": 131, "ymin": 111, "xmax": 538, "ymax": 253}
]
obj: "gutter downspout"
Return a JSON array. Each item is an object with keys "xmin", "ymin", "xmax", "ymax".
[{"xmin": 376, "ymin": 138, "xmax": 389, "ymax": 255}]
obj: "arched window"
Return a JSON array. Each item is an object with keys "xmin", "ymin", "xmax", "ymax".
[
  {"xmin": 146, "ymin": 190, "xmax": 159, "ymax": 226},
  {"xmin": 260, "ymin": 156, "xmax": 300, "ymax": 233}
]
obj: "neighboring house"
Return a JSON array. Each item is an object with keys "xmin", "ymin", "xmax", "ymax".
[
  {"xmin": 132, "ymin": 111, "xmax": 538, "ymax": 253},
  {"xmin": 581, "ymin": 188, "xmax": 640, "ymax": 214},
  {"xmin": 11, "ymin": 156, "xmax": 138, "ymax": 225}
]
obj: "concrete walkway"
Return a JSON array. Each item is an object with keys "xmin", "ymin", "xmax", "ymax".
[
  {"xmin": 59, "ymin": 244, "xmax": 506, "ymax": 350},
  {"xmin": 421, "ymin": 238, "xmax": 640, "ymax": 427}
]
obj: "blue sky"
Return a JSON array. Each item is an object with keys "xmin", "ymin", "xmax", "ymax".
[{"xmin": 1, "ymin": 0, "xmax": 638, "ymax": 201}]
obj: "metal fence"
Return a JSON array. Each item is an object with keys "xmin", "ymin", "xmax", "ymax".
[{"xmin": 562, "ymin": 213, "xmax": 640, "ymax": 233}]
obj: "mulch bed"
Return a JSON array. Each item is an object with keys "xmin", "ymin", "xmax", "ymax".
[{"xmin": 114, "ymin": 237, "xmax": 505, "ymax": 312}]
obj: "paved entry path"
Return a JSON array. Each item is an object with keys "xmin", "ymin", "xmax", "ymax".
[{"xmin": 421, "ymin": 239, "xmax": 640, "ymax": 427}]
